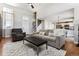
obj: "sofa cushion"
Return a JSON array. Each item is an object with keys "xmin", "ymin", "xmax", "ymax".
[
  {"xmin": 39, "ymin": 30, "xmax": 50, "ymax": 36},
  {"xmin": 39, "ymin": 32, "xmax": 45, "ymax": 35},
  {"xmin": 48, "ymin": 32, "xmax": 54, "ymax": 37},
  {"xmin": 32, "ymin": 34, "xmax": 45, "ymax": 38},
  {"xmin": 43, "ymin": 36, "xmax": 56, "ymax": 41},
  {"xmin": 32, "ymin": 34, "xmax": 56, "ymax": 41}
]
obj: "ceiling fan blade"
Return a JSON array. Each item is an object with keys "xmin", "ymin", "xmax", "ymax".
[
  {"xmin": 31, "ymin": 4, "xmax": 34, "ymax": 9},
  {"xmin": 27, "ymin": 3, "xmax": 34, "ymax": 9}
]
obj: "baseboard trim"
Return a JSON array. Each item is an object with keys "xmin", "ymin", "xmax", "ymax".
[
  {"xmin": 74, "ymin": 41, "xmax": 78, "ymax": 44},
  {"xmin": 1, "ymin": 37, "xmax": 11, "ymax": 39}
]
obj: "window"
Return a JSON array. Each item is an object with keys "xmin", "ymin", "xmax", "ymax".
[
  {"xmin": 45, "ymin": 20, "xmax": 54, "ymax": 29},
  {"xmin": 3, "ymin": 7, "xmax": 13, "ymax": 29},
  {"xmin": 3, "ymin": 7, "xmax": 13, "ymax": 13}
]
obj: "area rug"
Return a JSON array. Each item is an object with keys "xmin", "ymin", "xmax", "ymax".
[{"xmin": 3, "ymin": 41, "xmax": 66, "ymax": 56}]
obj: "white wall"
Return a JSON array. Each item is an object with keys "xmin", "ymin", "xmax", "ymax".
[
  {"xmin": 74, "ymin": 7, "xmax": 79, "ymax": 44},
  {"xmin": 38, "ymin": 3, "xmax": 79, "ymax": 19},
  {"xmin": 13, "ymin": 6, "xmax": 34, "ymax": 34},
  {"xmin": 45, "ymin": 9, "xmax": 74, "ymax": 23},
  {"xmin": 1, "ymin": 3, "xmax": 34, "ymax": 37}
]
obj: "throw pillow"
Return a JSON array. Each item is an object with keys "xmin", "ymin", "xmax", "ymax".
[
  {"xmin": 48, "ymin": 32, "xmax": 54, "ymax": 37},
  {"xmin": 39, "ymin": 32, "xmax": 45, "ymax": 35}
]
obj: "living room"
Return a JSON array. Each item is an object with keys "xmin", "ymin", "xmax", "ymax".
[{"xmin": 0, "ymin": 3, "xmax": 79, "ymax": 56}]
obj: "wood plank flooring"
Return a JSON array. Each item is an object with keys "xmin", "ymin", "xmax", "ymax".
[
  {"xmin": 0, "ymin": 37, "xmax": 11, "ymax": 56},
  {"xmin": 0, "ymin": 38, "xmax": 79, "ymax": 56},
  {"xmin": 65, "ymin": 40, "xmax": 79, "ymax": 56}
]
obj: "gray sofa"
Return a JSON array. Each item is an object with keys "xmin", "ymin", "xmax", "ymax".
[{"xmin": 30, "ymin": 29, "xmax": 66, "ymax": 49}]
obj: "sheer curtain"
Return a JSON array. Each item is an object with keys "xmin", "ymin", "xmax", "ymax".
[{"xmin": 3, "ymin": 7, "xmax": 13, "ymax": 37}]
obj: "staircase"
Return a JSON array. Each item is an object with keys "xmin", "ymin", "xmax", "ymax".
[
  {"xmin": 32, "ymin": 21, "xmax": 36, "ymax": 32},
  {"xmin": 32, "ymin": 12, "xmax": 37, "ymax": 32},
  {"xmin": 37, "ymin": 20, "xmax": 44, "ymax": 32},
  {"xmin": 38, "ymin": 20, "xmax": 42, "ymax": 26},
  {"xmin": 32, "ymin": 12, "xmax": 44, "ymax": 32}
]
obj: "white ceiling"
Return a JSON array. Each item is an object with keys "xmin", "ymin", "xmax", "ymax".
[
  {"xmin": 6, "ymin": 3, "xmax": 56, "ymax": 18},
  {"xmin": 6, "ymin": 3, "xmax": 79, "ymax": 20}
]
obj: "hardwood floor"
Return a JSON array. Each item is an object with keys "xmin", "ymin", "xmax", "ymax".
[
  {"xmin": 65, "ymin": 40, "xmax": 79, "ymax": 56},
  {"xmin": 0, "ymin": 37, "xmax": 11, "ymax": 56},
  {"xmin": 0, "ymin": 38, "xmax": 79, "ymax": 56}
]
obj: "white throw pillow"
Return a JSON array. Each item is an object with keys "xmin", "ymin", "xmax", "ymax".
[
  {"xmin": 39, "ymin": 32, "xmax": 45, "ymax": 35},
  {"xmin": 48, "ymin": 32, "xmax": 54, "ymax": 37}
]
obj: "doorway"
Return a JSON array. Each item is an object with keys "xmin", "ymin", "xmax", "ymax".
[{"xmin": 22, "ymin": 16, "xmax": 30, "ymax": 34}]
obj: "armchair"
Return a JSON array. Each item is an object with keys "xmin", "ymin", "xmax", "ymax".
[{"xmin": 11, "ymin": 28, "xmax": 26, "ymax": 42}]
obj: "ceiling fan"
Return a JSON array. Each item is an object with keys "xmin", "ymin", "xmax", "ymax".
[
  {"xmin": 28, "ymin": 3, "xmax": 37, "ymax": 19},
  {"xmin": 28, "ymin": 3, "xmax": 34, "ymax": 9}
]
